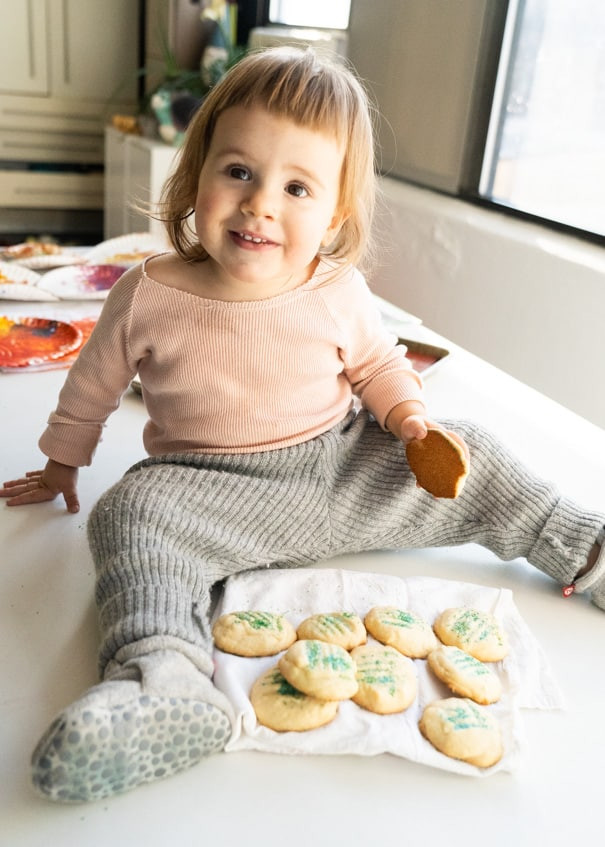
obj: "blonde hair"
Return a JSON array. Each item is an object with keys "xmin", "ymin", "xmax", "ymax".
[{"xmin": 158, "ymin": 46, "xmax": 377, "ymax": 268}]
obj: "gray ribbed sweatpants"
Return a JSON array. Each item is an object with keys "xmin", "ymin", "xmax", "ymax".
[{"xmin": 88, "ymin": 411, "xmax": 604, "ymax": 674}]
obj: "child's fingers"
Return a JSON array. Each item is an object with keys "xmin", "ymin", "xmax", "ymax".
[
  {"xmin": 1, "ymin": 471, "xmax": 44, "ymax": 491},
  {"xmin": 62, "ymin": 491, "xmax": 80, "ymax": 513},
  {"xmin": 0, "ymin": 480, "xmax": 34, "ymax": 496},
  {"xmin": 2, "ymin": 465, "xmax": 79, "ymax": 511},
  {"xmin": 3, "ymin": 485, "xmax": 57, "ymax": 507},
  {"xmin": 400, "ymin": 415, "xmax": 429, "ymax": 443}
]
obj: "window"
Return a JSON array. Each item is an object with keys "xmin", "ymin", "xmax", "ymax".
[
  {"xmin": 268, "ymin": 0, "xmax": 351, "ymax": 30},
  {"xmin": 480, "ymin": 0, "xmax": 605, "ymax": 238},
  {"xmin": 263, "ymin": 0, "xmax": 603, "ymax": 242}
]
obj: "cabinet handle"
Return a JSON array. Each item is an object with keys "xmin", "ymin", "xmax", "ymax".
[
  {"xmin": 62, "ymin": 0, "xmax": 71, "ymax": 84},
  {"xmin": 26, "ymin": 0, "xmax": 37, "ymax": 80}
]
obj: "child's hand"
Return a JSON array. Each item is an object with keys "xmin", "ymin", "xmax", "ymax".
[
  {"xmin": 404, "ymin": 417, "xmax": 470, "ymax": 464},
  {"xmin": 0, "ymin": 459, "xmax": 80, "ymax": 513},
  {"xmin": 386, "ymin": 403, "xmax": 470, "ymax": 465},
  {"xmin": 403, "ymin": 417, "xmax": 471, "ymax": 468},
  {"xmin": 398, "ymin": 413, "xmax": 431, "ymax": 443}
]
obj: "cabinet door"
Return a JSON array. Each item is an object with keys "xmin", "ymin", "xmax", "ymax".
[
  {"xmin": 0, "ymin": 0, "xmax": 49, "ymax": 95},
  {"xmin": 49, "ymin": 0, "xmax": 139, "ymax": 103}
]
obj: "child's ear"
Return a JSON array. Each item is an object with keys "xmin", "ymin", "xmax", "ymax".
[{"xmin": 321, "ymin": 208, "xmax": 349, "ymax": 248}]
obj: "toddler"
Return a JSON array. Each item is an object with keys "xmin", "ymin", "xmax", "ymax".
[{"xmin": 2, "ymin": 47, "xmax": 604, "ymax": 804}]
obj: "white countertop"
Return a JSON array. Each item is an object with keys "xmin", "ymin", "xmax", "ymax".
[{"xmin": 1, "ymin": 294, "xmax": 603, "ymax": 847}]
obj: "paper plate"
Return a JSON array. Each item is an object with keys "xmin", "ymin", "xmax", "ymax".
[
  {"xmin": 0, "ymin": 242, "xmax": 85, "ymax": 270},
  {"xmin": 36, "ymin": 264, "xmax": 124, "ymax": 300},
  {"xmin": 84, "ymin": 232, "xmax": 168, "ymax": 267},
  {"xmin": 0, "ymin": 316, "xmax": 83, "ymax": 368},
  {"xmin": 0, "ymin": 316, "xmax": 98, "ymax": 373},
  {"xmin": 0, "ymin": 261, "xmax": 58, "ymax": 301}
]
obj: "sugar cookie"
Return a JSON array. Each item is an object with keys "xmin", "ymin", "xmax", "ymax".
[
  {"xmin": 212, "ymin": 611, "xmax": 296, "ymax": 657},
  {"xmin": 250, "ymin": 666, "xmax": 339, "ymax": 732},
  {"xmin": 365, "ymin": 606, "xmax": 438, "ymax": 658},
  {"xmin": 433, "ymin": 607, "xmax": 508, "ymax": 662},
  {"xmin": 278, "ymin": 639, "xmax": 358, "ymax": 701},
  {"xmin": 351, "ymin": 644, "xmax": 417, "ymax": 714},
  {"xmin": 427, "ymin": 645, "xmax": 502, "ymax": 704},
  {"xmin": 406, "ymin": 428, "xmax": 469, "ymax": 498},
  {"xmin": 419, "ymin": 697, "xmax": 503, "ymax": 767},
  {"xmin": 296, "ymin": 612, "xmax": 366, "ymax": 650}
]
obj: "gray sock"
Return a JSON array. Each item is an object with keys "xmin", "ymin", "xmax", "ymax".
[
  {"xmin": 31, "ymin": 649, "xmax": 233, "ymax": 804},
  {"xmin": 573, "ymin": 527, "xmax": 605, "ymax": 610}
]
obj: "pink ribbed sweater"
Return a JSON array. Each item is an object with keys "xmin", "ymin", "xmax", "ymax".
[{"xmin": 39, "ymin": 258, "xmax": 424, "ymax": 467}]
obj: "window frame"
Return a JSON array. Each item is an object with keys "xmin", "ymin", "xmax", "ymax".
[{"xmin": 252, "ymin": 0, "xmax": 604, "ymax": 247}]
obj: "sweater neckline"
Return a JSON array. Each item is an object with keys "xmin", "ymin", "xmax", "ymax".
[{"xmin": 140, "ymin": 255, "xmax": 349, "ymax": 308}]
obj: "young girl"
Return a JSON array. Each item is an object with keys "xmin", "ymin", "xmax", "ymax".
[{"xmin": 2, "ymin": 47, "xmax": 604, "ymax": 804}]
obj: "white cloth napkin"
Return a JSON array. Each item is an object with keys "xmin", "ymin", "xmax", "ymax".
[{"xmin": 212, "ymin": 568, "xmax": 564, "ymax": 775}]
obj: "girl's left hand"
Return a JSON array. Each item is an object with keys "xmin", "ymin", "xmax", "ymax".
[{"xmin": 399, "ymin": 414, "xmax": 471, "ymax": 465}]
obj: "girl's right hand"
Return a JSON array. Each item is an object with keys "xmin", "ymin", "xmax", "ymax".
[{"xmin": 0, "ymin": 459, "xmax": 80, "ymax": 513}]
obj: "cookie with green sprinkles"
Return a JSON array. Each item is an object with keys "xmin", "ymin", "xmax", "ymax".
[
  {"xmin": 351, "ymin": 644, "xmax": 417, "ymax": 714},
  {"xmin": 278, "ymin": 639, "xmax": 358, "ymax": 701},
  {"xmin": 212, "ymin": 611, "xmax": 296, "ymax": 657},
  {"xmin": 427, "ymin": 645, "xmax": 502, "ymax": 704},
  {"xmin": 419, "ymin": 697, "xmax": 503, "ymax": 768},
  {"xmin": 250, "ymin": 666, "xmax": 339, "ymax": 732},
  {"xmin": 433, "ymin": 607, "xmax": 508, "ymax": 662},
  {"xmin": 297, "ymin": 612, "xmax": 366, "ymax": 650},
  {"xmin": 364, "ymin": 606, "xmax": 438, "ymax": 659}
]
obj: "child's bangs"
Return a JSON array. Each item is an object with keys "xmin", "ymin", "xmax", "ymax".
[
  {"xmin": 218, "ymin": 50, "xmax": 355, "ymax": 142},
  {"xmin": 261, "ymin": 71, "xmax": 352, "ymax": 141}
]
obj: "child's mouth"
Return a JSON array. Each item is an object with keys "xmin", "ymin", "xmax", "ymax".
[{"xmin": 231, "ymin": 231, "xmax": 276, "ymax": 248}]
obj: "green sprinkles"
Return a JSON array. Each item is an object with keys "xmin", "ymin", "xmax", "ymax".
[
  {"xmin": 380, "ymin": 609, "xmax": 421, "ymax": 629},
  {"xmin": 276, "ymin": 677, "xmax": 306, "ymax": 700},
  {"xmin": 450, "ymin": 609, "xmax": 503, "ymax": 645},
  {"xmin": 305, "ymin": 640, "xmax": 322, "ymax": 669},
  {"xmin": 445, "ymin": 702, "xmax": 490, "ymax": 731},
  {"xmin": 449, "ymin": 648, "xmax": 491, "ymax": 676},
  {"xmin": 234, "ymin": 611, "xmax": 282, "ymax": 632},
  {"xmin": 304, "ymin": 641, "xmax": 352, "ymax": 672},
  {"xmin": 316, "ymin": 613, "xmax": 355, "ymax": 634}
]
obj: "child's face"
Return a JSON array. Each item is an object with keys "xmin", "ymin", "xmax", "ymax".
[{"xmin": 193, "ymin": 105, "xmax": 346, "ymax": 297}]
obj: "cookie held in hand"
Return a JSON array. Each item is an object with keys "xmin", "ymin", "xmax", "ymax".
[{"xmin": 406, "ymin": 428, "xmax": 469, "ymax": 498}]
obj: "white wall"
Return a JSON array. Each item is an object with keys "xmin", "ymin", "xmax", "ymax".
[{"xmin": 370, "ymin": 177, "xmax": 605, "ymax": 429}]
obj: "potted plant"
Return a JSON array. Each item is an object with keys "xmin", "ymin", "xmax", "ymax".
[{"xmin": 110, "ymin": 1, "xmax": 247, "ymax": 146}]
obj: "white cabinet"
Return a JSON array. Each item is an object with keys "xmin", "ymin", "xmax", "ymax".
[
  {"xmin": 104, "ymin": 127, "xmax": 179, "ymax": 239},
  {"xmin": 43, "ymin": 0, "xmax": 140, "ymax": 103},
  {"xmin": 0, "ymin": 0, "xmax": 139, "ymax": 218},
  {"xmin": 0, "ymin": 0, "xmax": 49, "ymax": 95},
  {"xmin": 0, "ymin": 0, "xmax": 139, "ymax": 103}
]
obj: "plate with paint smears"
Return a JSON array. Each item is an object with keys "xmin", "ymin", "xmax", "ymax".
[
  {"xmin": 36, "ymin": 264, "xmax": 125, "ymax": 300},
  {"xmin": 0, "ymin": 261, "xmax": 59, "ymax": 301},
  {"xmin": 84, "ymin": 233, "xmax": 168, "ymax": 267},
  {"xmin": 0, "ymin": 242, "xmax": 85, "ymax": 270},
  {"xmin": 0, "ymin": 316, "xmax": 83, "ymax": 368}
]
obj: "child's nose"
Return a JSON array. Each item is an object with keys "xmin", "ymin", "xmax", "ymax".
[{"xmin": 240, "ymin": 185, "xmax": 276, "ymax": 219}]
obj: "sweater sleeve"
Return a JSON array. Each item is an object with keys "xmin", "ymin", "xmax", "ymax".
[
  {"xmin": 38, "ymin": 267, "xmax": 143, "ymax": 466},
  {"xmin": 321, "ymin": 268, "xmax": 425, "ymax": 427}
]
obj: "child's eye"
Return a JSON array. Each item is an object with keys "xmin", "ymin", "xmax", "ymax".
[
  {"xmin": 229, "ymin": 166, "xmax": 251, "ymax": 181},
  {"xmin": 286, "ymin": 183, "xmax": 308, "ymax": 198}
]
